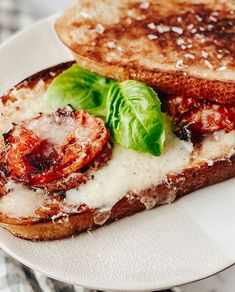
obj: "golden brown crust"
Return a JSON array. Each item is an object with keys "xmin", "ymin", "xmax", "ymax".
[
  {"xmin": 16, "ymin": 62, "xmax": 75, "ymax": 90},
  {"xmin": 0, "ymin": 211, "xmax": 94, "ymax": 241},
  {"xmin": 1, "ymin": 62, "xmax": 75, "ymax": 106},
  {"xmin": 56, "ymin": 0, "xmax": 235, "ymax": 104},
  {"xmin": 74, "ymin": 54, "xmax": 235, "ymax": 105}
]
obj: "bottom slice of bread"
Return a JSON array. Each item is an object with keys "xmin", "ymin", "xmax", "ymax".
[
  {"xmin": 1, "ymin": 155, "xmax": 235, "ymax": 241},
  {"xmin": 1, "ymin": 62, "xmax": 235, "ymax": 241}
]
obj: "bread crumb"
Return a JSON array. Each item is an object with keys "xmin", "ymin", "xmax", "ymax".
[
  {"xmin": 157, "ymin": 24, "xmax": 170, "ymax": 33},
  {"xmin": 80, "ymin": 11, "xmax": 91, "ymax": 19},
  {"xmin": 218, "ymin": 66, "xmax": 227, "ymax": 71},
  {"xmin": 177, "ymin": 16, "xmax": 182, "ymax": 22},
  {"xmin": 176, "ymin": 38, "xmax": 184, "ymax": 45},
  {"xmin": 147, "ymin": 22, "xmax": 156, "ymax": 30},
  {"xmin": 172, "ymin": 26, "xmax": 184, "ymax": 34},
  {"xmin": 148, "ymin": 34, "xmax": 158, "ymax": 40},
  {"xmin": 209, "ymin": 15, "xmax": 217, "ymax": 22},
  {"xmin": 95, "ymin": 24, "xmax": 105, "ymax": 34},
  {"xmin": 185, "ymin": 54, "xmax": 195, "ymax": 59},
  {"xmin": 201, "ymin": 50, "xmax": 208, "ymax": 58},
  {"xmin": 176, "ymin": 60, "xmax": 187, "ymax": 69},
  {"xmin": 140, "ymin": 1, "xmax": 150, "ymax": 9},
  {"xmin": 187, "ymin": 24, "xmax": 194, "ymax": 30},
  {"xmin": 204, "ymin": 60, "xmax": 213, "ymax": 69},
  {"xmin": 195, "ymin": 15, "xmax": 203, "ymax": 22},
  {"xmin": 107, "ymin": 41, "xmax": 116, "ymax": 49}
]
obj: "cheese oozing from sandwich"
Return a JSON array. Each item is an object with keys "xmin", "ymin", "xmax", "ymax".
[{"xmin": 0, "ymin": 80, "xmax": 235, "ymax": 218}]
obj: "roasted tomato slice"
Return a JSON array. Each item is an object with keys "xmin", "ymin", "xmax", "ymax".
[
  {"xmin": 165, "ymin": 96, "xmax": 202, "ymax": 119},
  {"xmin": 4, "ymin": 108, "xmax": 109, "ymax": 187},
  {"xmin": 165, "ymin": 96, "xmax": 235, "ymax": 135},
  {"xmin": 180, "ymin": 105, "xmax": 235, "ymax": 134}
]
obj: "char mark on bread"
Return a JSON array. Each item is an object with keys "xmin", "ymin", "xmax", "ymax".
[{"xmin": 56, "ymin": 0, "xmax": 235, "ymax": 103}]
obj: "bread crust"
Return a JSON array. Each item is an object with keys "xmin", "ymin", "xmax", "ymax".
[
  {"xmin": 1, "ymin": 62, "xmax": 235, "ymax": 241},
  {"xmin": 73, "ymin": 54, "xmax": 235, "ymax": 105},
  {"xmin": 56, "ymin": 0, "xmax": 235, "ymax": 104}
]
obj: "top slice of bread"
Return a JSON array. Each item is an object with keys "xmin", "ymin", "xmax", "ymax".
[{"xmin": 56, "ymin": 0, "xmax": 235, "ymax": 104}]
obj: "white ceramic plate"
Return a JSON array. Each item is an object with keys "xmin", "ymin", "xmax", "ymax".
[{"xmin": 0, "ymin": 16, "xmax": 235, "ymax": 291}]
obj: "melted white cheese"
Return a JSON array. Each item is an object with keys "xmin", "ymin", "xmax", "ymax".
[
  {"xmin": 0, "ymin": 181, "xmax": 44, "ymax": 218},
  {"xmin": 64, "ymin": 129, "xmax": 235, "ymax": 210},
  {"xmin": 65, "ymin": 130, "xmax": 235, "ymax": 210},
  {"xmin": 0, "ymin": 80, "xmax": 51, "ymax": 137},
  {"xmin": 66, "ymin": 138, "xmax": 193, "ymax": 210},
  {"xmin": 201, "ymin": 130, "xmax": 235, "ymax": 160},
  {"xmin": 26, "ymin": 110, "xmax": 76, "ymax": 144}
]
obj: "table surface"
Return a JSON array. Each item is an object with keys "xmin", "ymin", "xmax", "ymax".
[{"xmin": 0, "ymin": 1, "xmax": 234, "ymax": 292}]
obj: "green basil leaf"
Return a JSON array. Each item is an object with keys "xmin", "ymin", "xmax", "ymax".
[
  {"xmin": 106, "ymin": 80, "xmax": 165, "ymax": 156},
  {"xmin": 46, "ymin": 64, "xmax": 113, "ymax": 118},
  {"xmin": 46, "ymin": 64, "xmax": 166, "ymax": 156}
]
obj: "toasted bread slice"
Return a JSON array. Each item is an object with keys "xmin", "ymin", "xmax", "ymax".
[
  {"xmin": 1, "ymin": 63, "xmax": 235, "ymax": 241},
  {"xmin": 2, "ymin": 157, "xmax": 235, "ymax": 241},
  {"xmin": 56, "ymin": 0, "xmax": 235, "ymax": 104}
]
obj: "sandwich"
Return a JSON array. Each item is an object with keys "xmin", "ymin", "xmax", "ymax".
[{"xmin": 0, "ymin": 0, "xmax": 235, "ymax": 240}]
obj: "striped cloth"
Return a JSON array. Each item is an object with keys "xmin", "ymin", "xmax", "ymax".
[
  {"xmin": 0, "ymin": 0, "xmax": 71, "ymax": 43},
  {"xmin": 0, "ymin": 249, "xmax": 93, "ymax": 292},
  {"xmin": 0, "ymin": 248, "xmax": 174, "ymax": 292},
  {"xmin": 0, "ymin": 0, "xmax": 32, "ymax": 42}
]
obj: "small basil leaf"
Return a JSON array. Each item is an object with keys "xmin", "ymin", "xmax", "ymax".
[
  {"xmin": 46, "ymin": 64, "xmax": 113, "ymax": 118},
  {"xmin": 106, "ymin": 80, "xmax": 165, "ymax": 156}
]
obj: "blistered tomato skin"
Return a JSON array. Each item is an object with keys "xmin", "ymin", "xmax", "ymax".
[
  {"xmin": 4, "ymin": 109, "xmax": 109, "ymax": 188},
  {"xmin": 165, "ymin": 96, "xmax": 235, "ymax": 135}
]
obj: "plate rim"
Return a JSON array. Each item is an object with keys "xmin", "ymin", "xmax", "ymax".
[{"xmin": 0, "ymin": 238, "xmax": 234, "ymax": 292}]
